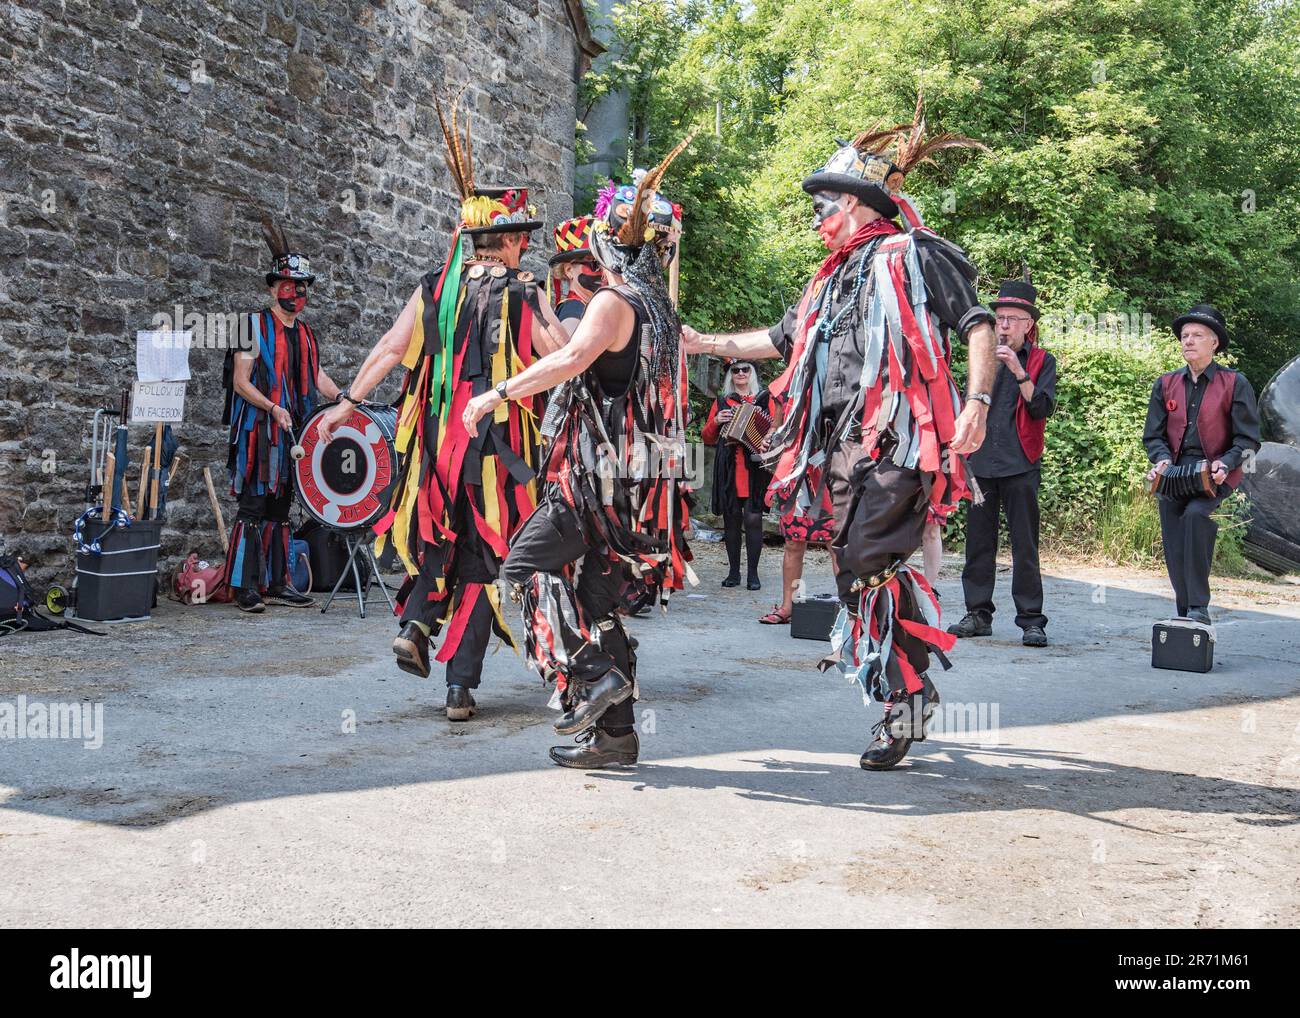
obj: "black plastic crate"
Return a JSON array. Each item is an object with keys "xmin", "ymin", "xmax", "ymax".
[{"xmin": 74, "ymin": 519, "xmax": 161, "ymax": 622}]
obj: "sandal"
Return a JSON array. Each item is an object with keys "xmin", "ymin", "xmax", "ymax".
[{"xmin": 759, "ymin": 604, "xmax": 791, "ymax": 625}]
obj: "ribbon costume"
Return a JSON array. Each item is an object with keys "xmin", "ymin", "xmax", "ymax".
[
  {"xmin": 760, "ymin": 101, "xmax": 996, "ymax": 769},
  {"xmin": 379, "ymin": 95, "xmax": 546, "ymax": 697},
  {"xmin": 500, "ymin": 135, "xmax": 697, "ymax": 768},
  {"xmin": 221, "ymin": 217, "xmax": 331, "ymax": 611}
]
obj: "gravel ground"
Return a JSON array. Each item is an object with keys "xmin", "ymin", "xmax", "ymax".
[{"xmin": 1, "ymin": 543, "xmax": 1297, "ymax": 928}]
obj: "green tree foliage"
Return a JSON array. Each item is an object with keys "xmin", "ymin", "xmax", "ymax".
[{"xmin": 590, "ymin": 0, "xmax": 1299, "ymax": 558}]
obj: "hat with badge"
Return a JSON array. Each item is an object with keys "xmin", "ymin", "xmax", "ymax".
[
  {"xmin": 587, "ymin": 132, "xmax": 694, "ymax": 277},
  {"xmin": 261, "ymin": 217, "xmax": 316, "ymax": 286}
]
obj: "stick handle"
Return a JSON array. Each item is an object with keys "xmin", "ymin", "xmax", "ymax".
[
  {"xmin": 102, "ymin": 451, "xmax": 115, "ymax": 519},
  {"xmin": 136, "ymin": 448, "xmax": 148, "ymax": 518},
  {"xmin": 150, "ymin": 422, "xmax": 163, "ymax": 514},
  {"xmin": 203, "ymin": 467, "xmax": 229, "ymax": 552}
]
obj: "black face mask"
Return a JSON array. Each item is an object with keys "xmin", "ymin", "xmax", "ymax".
[{"xmin": 577, "ymin": 270, "xmax": 604, "ymax": 292}]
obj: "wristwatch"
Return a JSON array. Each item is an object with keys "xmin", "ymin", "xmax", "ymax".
[
  {"xmin": 967, "ymin": 392, "xmax": 992, "ymax": 408},
  {"xmin": 495, "ymin": 379, "xmax": 509, "ymax": 401},
  {"xmin": 339, "ymin": 388, "xmax": 361, "ymax": 406}
]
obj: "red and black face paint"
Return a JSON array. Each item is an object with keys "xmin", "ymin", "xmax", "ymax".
[
  {"xmin": 811, "ymin": 191, "xmax": 847, "ymax": 246},
  {"xmin": 275, "ymin": 280, "xmax": 308, "ymax": 315},
  {"xmin": 575, "ymin": 260, "xmax": 603, "ymax": 292}
]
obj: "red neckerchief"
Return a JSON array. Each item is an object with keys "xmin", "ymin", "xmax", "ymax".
[{"xmin": 770, "ymin": 218, "xmax": 901, "ymax": 399}]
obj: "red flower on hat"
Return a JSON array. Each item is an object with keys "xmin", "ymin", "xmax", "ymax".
[{"xmin": 1166, "ymin": 399, "xmax": 1178, "ymax": 411}]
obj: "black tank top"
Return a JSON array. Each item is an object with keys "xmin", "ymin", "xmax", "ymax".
[{"xmin": 590, "ymin": 287, "xmax": 643, "ymax": 398}]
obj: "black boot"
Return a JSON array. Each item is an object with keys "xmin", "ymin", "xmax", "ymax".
[
  {"xmin": 554, "ymin": 667, "xmax": 633, "ymax": 735},
  {"xmin": 947, "ymin": 611, "xmax": 991, "ymax": 638},
  {"xmin": 265, "ymin": 585, "xmax": 315, "ymax": 608},
  {"xmin": 1021, "ymin": 625, "xmax": 1048, "ymax": 647},
  {"xmin": 392, "ymin": 622, "xmax": 431, "ymax": 678},
  {"xmin": 445, "ymin": 684, "xmax": 477, "ymax": 721},
  {"xmin": 860, "ymin": 678, "xmax": 940, "ymax": 771},
  {"xmin": 235, "ymin": 587, "xmax": 265, "ymax": 614},
  {"xmin": 549, "ymin": 727, "xmax": 639, "ymax": 769}
]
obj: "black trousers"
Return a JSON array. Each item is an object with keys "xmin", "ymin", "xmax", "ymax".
[
  {"xmin": 226, "ymin": 488, "xmax": 293, "ymax": 591},
  {"xmin": 832, "ymin": 455, "xmax": 933, "ymax": 701},
  {"xmin": 502, "ymin": 500, "xmax": 636, "ymax": 732},
  {"xmin": 399, "ymin": 572, "xmax": 496, "ymax": 689},
  {"xmin": 961, "ymin": 468, "xmax": 1047, "ymax": 630},
  {"xmin": 397, "ymin": 493, "xmax": 501, "ymax": 689},
  {"xmin": 1158, "ymin": 456, "xmax": 1226, "ymax": 615}
]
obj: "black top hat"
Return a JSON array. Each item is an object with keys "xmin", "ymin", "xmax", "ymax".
[
  {"xmin": 1172, "ymin": 303, "xmax": 1228, "ymax": 351},
  {"xmin": 801, "ymin": 142, "xmax": 900, "ymax": 220},
  {"xmin": 989, "ymin": 279, "xmax": 1040, "ymax": 321}
]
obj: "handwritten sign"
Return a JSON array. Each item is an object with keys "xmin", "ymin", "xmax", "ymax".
[
  {"xmin": 136, "ymin": 330, "xmax": 192, "ymax": 382},
  {"xmin": 131, "ymin": 381, "xmax": 187, "ymax": 423}
]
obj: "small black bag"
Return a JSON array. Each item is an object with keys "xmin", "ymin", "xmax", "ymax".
[
  {"xmin": 1152, "ymin": 619, "xmax": 1215, "ymax": 673},
  {"xmin": 0, "ymin": 552, "xmax": 32, "ymax": 627},
  {"xmin": 791, "ymin": 594, "xmax": 842, "ymax": 642},
  {"xmin": 1, "ymin": 551, "xmax": 102, "ymax": 636},
  {"xmin": 295, "ymin": 521, "xmax": 371, "ymax": 592}
]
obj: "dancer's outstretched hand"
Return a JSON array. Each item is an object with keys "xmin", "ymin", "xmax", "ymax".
[
  {"xmin": 316, "ymin": 401, "xmax": 350, "ymax": 443},
  {"xmin": 681, "ymin": 324, "xmax": 709, "ymax": 354},
  {"xmin": 950, "ymin": 401, "xmax": 987, "ymax": 456},
  {"xmin": 462, "ymin": 390, "xmax": 502, "ymax": 433}
]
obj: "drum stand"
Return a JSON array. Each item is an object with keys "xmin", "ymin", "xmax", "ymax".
[{"xmin": 320, "ymin": 530, "xmax": 396, "ymax": 619}]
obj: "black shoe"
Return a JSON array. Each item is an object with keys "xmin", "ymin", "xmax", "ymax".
[
  {"xmin": 747, "ymin": 576, "xmax": 761, "ymax": 591},
  {"xmin": 392, "ymin": 623, "xmax": 431, "ymax": 678},
  {"xmin": 549, "ymin": 727, "xmax": 639, "ymax": 769},
  {"xmin": 947, "ymin": 611, "xmax": 991, "ymax": 638},
  {"xmin": 446, "ymin": 684, "xmax": 477, "ymax": 721},
  {"xmin": 1187, "ymin": 606, "xmax": 1212, "ymax": 625},
  {"xmin": 1022, "ymin": 625, "xmax": 1048, "ymax": 647},
  {"xmin": 265, "ymin": 586, "xmax": 315, "ymax": 608},
  {"xmin": 721, "ymin": 574, "xmax": 740, "ymax": 588},
  {"xmin": 235, "ymin": 588, "xmax": 265, "ymax": 614},
  {"xmin": 860, "ymin": 680, "xmax": 940, "ymax": 771},
  {"xmin": 554, "ymin": 668, "xmax": 633, "ymax": 736}
]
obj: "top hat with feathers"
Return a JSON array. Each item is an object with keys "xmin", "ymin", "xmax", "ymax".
[
  {"xmin": 261, "ymin": 217, "xmax": 316, "ymax": 286},
  {"xmin": 437, "ymin": 92, "xmax": 542, "ymax": 235},
  {"xmin": 588, "ymin": 130, "xmax": 695, "ymax": 276},
  {"xmin": 802, "ymin": 93, "xmax": 989, "ymax": 223}
]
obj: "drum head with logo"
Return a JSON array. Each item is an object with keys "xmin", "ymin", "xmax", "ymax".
[{"xmin": 294, "ymin": 403, "xmax": 398, "ymax": 530}]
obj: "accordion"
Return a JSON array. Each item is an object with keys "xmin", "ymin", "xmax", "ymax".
[
  {"xmin": 1149, "ymin": 458, "xmax": 1217, "ymax": 499},
  {"xmin": 722, "ymin": 401, "xmax": 773, "ymax": 454}
]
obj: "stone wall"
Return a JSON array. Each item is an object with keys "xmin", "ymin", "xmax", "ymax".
[{"xmin": 0, "ymin": 0, "xmax": 590, "ymax": 587}]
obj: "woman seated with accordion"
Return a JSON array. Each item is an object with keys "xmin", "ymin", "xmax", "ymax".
[{"xmin": 701, "ymin": 360, "xmax": 773, "ymax": 590}]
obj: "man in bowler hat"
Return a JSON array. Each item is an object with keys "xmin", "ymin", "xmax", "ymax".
[
  {"xmin": 1142, "ymin": 304, "xmax": 1260, "ymax": 624},
  {"xmin": 949, "ymin": 276, "xmax": 1057, "ymax": 647}
]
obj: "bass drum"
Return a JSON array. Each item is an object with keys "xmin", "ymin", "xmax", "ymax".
[{"xmin": 294, "ymin": 402, "xmax": 399, "ymax": 530}]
